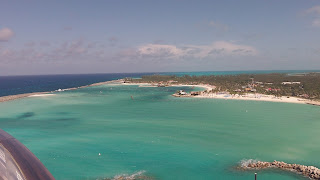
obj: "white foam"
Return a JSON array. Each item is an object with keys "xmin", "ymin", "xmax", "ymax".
[
  {"xmin": 239, "ymin": 159, "xmax": 258, "ymax": 168},
  {"xmin": 113, "ymin": 170, "xmax": 146, "ymax": 180}
]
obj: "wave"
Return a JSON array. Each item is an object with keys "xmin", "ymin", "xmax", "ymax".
[
  {"xmin": 239, "ymin": 159, "xmax": 258, "ymax": 168},
  {"xmin": 106, "ymin": 170, "xmax": 153, "ymax": 180}
]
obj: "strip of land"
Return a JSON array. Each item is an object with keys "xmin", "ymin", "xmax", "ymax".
[
  {"xmin": 125, "ymin": 81, "xmax": 320, "ymax": 105},
  {"xmin": 123, "ymin": 82, "xmax": 215, "ymax": 91},
  {"xmin": 1, "ymin": 75, "xmax": 320, "ymax": 106},
  {"xmin": 183, "ymin": 91, "xmax": 320, "ymax": 106},
  {"xmin": 0, "ymin": 92, "xmax": 50, "ymax": 103},
  {"xmin": 125, "ymin": 73, "xmax": 320, "ymax": 106},
  {"xmin": 0, "ymin": 79, "xmax": 123, "ymax": 103}
]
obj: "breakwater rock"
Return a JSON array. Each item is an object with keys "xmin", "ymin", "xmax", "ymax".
[
  {"xmin": 240, "ymin": 160, "xmax": 320, "ymax": 179},
  {"xmin": 102, "ymin": 170, "xmax": 154, "ymax": 180}
]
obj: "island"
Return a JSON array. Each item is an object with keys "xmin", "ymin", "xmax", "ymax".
[{"xmin": 124, "ymin": 72, "xmax": 320, "ymax": 105}]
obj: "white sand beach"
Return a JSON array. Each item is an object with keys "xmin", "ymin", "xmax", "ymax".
[
  {"xmin": 194, "ymin": 92, "xmax": 310, "ymax": 104},
  {"xmin": 1, "ymin": 79, "xmax": 319, "ymax": 106},
  {"xmin": 28, "ymin": 94, "xmax": 56, "ymax": 97},
  {"xmin": 172, "ymin": 84, "xmax": 215, "ymax": 91},
  {"xmin": 122, "ymin": 82, "xmax": 320, "ymax": 105},
  {"xmin": 122, "ymin": 82, "xmax": 215, "ymax": 91}
]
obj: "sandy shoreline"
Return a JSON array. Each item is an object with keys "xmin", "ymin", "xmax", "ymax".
[
  {"xmin": 1, "ymin": 79, "xmax": 319, "ymax": 106},
  {"xmin": 0, "ymin": 79, "xmax": 124, "ymax": 103},
  {"xmin": 171, "ymin": 84, "xmax": 215, "ymax": 91},
  {"xmin": 193, "ymin": 93, "xmax": 320, "ymax": 105},
  {"xmin": 0, "ymin": 92, "xmax": 50, "ymax": 103},
  {"xmin": 124, "ymin": 82, "xmax": 215, "ymax": 91},
  {"xmin": 124, "ymin": 82, "xmax": 320, "ymax": 106}
]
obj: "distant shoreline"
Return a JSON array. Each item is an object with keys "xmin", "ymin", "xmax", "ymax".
[
  {"xmin": 124, "ymin": 82, "xmax": 320, "ymax": 106},
  {"xmin": 0, "ymin": 79, "xmax": 124, "ymax": 103},
  {"xmin": 192, "ymin": 92, "xmax": 320, "ymax": 106},
  {"xmin": 1, "ymin": 79, "xmax": 320, "ymax": 106}
]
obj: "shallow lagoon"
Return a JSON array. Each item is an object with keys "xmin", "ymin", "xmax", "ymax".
[{"xmin": 0, "ymin": 84, "xmax": 319, "ymax": 179}]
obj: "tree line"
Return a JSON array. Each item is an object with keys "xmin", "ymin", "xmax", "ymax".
[{"xmin": 127, "ymin": 73, "xmax": 320, "ymax": 100}]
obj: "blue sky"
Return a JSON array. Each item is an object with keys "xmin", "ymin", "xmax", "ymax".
[{"xmin": 1, "ymin": 0, "xmax": 320, "ymax": 75}]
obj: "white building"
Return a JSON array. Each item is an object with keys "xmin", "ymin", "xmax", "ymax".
[
  {"xmin": 179, "ymin": 90, "xmax": 187, "ymax": 95},
  {"xmin": 281, "ymin": 82, "xmax": 301, "ymax": 85}
]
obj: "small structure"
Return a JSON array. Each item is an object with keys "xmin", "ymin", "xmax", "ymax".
[
  {"xmin": 157, "ymin": 81, "xmax": 167, "ymax": 87},
  {"xmin": 190, "ymin": 91, "xmax": 200, "ymax": 96},
  {"xmin": 266, "ymin": 88, "xmax": 280, "ymax": 92},
  {"xmin": 281, "ymin": 82, "xmax": 301, "ymax": 85},
  {"xmin": 299, "ymin": 94, "xmax": 309, "ymax": 98},
  {"xmin": 178, "ymin": 90, "xmax": 187, "ymax": 95},
  {"xmin": 168, "ymin": 80, "xmax": 178, "ymax": 83}
]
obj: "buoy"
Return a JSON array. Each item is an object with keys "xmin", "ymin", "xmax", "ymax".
[{"xmin": 99, "ymin": 153, "xmax": 101, "ymax": 156}]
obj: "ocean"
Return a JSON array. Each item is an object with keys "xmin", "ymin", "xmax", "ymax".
[
  {"xmin": 0, "ymin": 73, "xmax": 153, "ymax": 97},
  {"xmin": 0, "ymin": 70, "xmax": 319, "ymax": 179}
]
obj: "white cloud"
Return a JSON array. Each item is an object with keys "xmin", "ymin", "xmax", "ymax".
[
  {"xmin": 0, "ymin": 40, "xmax": 258, "ymax": 70},
  {"xmin": 312, "ymin": 19, "xmax": 320, "ymax": 27},
  {"xmin": 208, "ymin": 21, "xmax": 229, "ymax": 31},
  {"xmin": 306, "ymin": 5, "xmax": 320, "ymax": 15},
  {"xmin": 0, "ymin": 28, "xmax": 14, "ymax": 41},
  {"xmin": 0, "ymin": 39, "xmax": 108, "ymax": 64},
  {"xmin": 1, "ymin": 49, "xmax": 13, "ymax": 56},
  {"xmin": 138, "ymin": 44, "xmax": 184, "ymax": 58},
  {"xmin": 135, "ymin": 41, "xmax": 258, "ymax": 60},
  {"xmin": 304, "ymin": 5, "xmax": 320, "ymax": 28}
]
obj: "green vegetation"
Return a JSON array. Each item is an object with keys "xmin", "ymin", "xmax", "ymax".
[{"xmin": 127, "ymin": 73, "xmax": 320, "ymax": 100}]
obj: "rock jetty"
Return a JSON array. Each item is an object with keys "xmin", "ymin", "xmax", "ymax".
[
  {"xmin": 241, "ymin": 160, "xmax": 320, "ymax": 179},
  {"xmin": 102, "ymin": 170, "xmax": 153, "ymax": 180}
]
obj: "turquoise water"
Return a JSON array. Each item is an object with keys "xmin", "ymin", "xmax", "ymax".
[
  {"xmin": 0, "ymin": 84, "xmax": 320, "ymax": 179},
  {"xmin": 2, "ymin": 70, "xmax": 319, "ymax": 97}
]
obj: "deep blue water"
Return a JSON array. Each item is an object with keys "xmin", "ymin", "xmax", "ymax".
[
  {"xmin": 0, "ymin": 73, "xmax": 153, "ymax": 97},
  {"xmin": 1, "ymin": 70, "xmax": 319, "ymax": 97}
]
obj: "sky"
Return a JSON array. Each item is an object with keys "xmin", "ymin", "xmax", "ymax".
[{"xmin": 1, "ymin": 0, "xmax": 320, "ymax": 75}]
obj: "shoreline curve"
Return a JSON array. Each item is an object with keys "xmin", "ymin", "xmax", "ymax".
[
  {"xmin": 0, "ymin": 79, "xmax": 124, "ymax": 103},
  {"xmin": 1, "ymin": 80, "xmax": 319, "ymax": 107}
]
